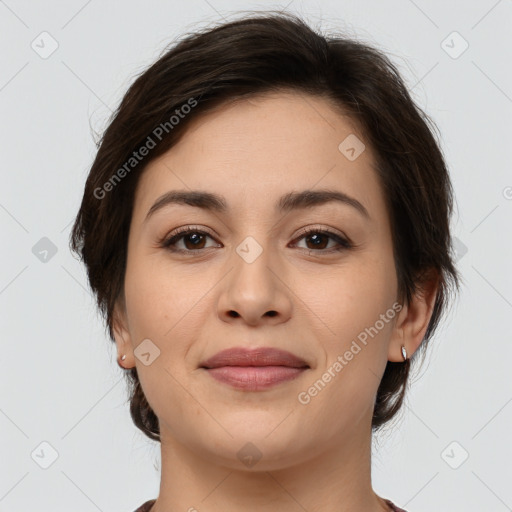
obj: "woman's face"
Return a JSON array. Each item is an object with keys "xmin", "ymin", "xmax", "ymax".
[{"xmin": 114, "ymin": 90, "xmax": 404, "ymax": 469}]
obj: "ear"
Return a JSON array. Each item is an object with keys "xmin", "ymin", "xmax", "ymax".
[
  {"xmin": 388, "ymin": 268, "xmax": 440, "ymax": 362},
  {"xmin": 112, "ymin": 297, "xmax": 135, "ymax": 369}
]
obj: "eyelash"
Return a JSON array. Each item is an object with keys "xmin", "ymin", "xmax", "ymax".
[{"xmin": 159, "ymin": 225, "xmax": 353, "ymax": 256}]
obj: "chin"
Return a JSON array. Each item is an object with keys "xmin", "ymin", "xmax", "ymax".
[{"xmin": 192, "ymin": 420, "xmax": 311, "ymax": 469}]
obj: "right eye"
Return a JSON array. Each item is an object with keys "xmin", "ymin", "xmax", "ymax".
[{"xmin": 160, "ymin": 226, "xmax": 221, "ymax": 254}]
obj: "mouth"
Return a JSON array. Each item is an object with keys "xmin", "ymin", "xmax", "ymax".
[
  {"xmin": 200, "ymin": 346, "xmax": 309, "ymax": 369},
  {"xmin": 199, "ymin": 347, "xmax": 310, "ymax": 391}
]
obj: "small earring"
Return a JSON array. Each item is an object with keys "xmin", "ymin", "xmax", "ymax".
[
  {"xmin": 401, "ymin": 345, "xmax": 407, "ymax": 361},
  {"xmin": 117, "ymin": 354, "xmax": 127, "ymax": 370}
]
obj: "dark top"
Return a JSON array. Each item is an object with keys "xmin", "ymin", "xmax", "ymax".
[
  {"xmin": 133, "ymin": 497, "xmax": 407, "ymax": 511},
  {"xmin": 133, "ymin": 499, "xmax": 155, "ymax": 512}
]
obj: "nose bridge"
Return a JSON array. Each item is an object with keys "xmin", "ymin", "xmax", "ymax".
[
  {"xmin": 235, "ymin": 233, "xmax": 267, "ymax": 266},
  {"xmin": 231, "ymin": 232, "xmax": 276, "ymax": 294},
  {"xmin": 228, "ymin": 205, "xmax": 277, "ymax": 266},
  {"xmin": 218, "ymin": 230, "xmax": 291, "ymax": 324}
]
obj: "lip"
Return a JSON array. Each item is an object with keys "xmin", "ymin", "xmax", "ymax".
[
  {"xmin": 200, "ymin": 347, "xmax": 309, "ymax": 369},
  {"xmin": 200, "ymin": 347, "xmax": 309, "ymax": 391}
]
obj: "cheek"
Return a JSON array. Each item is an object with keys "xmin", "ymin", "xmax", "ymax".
[
  {"xmin": 122, "ymin": 262, "xmax": 208, "ymax": 419},
  {"xmin": 294, "ymin": 260, "xmax": 397, "ymax": 431},
  {"xmin": 124, "ymin": 252, "xmax": 202, "ymax": 332},
  {"xmin": 123, "ymin": 256, "xmax": 216, "ymax": 385},
  {"xmin": 294, "ymin": 251, "xmax": 396, "ymax": 341}
]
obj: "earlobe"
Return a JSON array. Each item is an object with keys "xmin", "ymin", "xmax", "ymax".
[
  {"xmin": 388, "ymin": 269, "xmax": 439, "ymax": 362},
  {"xmin": 112, "ymin": 302, "xmax": 134, "ymax": 368},
  {"xmin": 388, "ymin": 308, "xmax": 406, "ymax": 362}
]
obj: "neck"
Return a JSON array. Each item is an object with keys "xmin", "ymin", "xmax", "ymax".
[{"xmin": 150, "ymin": 410, "xmax": 391, "ymax": 512}]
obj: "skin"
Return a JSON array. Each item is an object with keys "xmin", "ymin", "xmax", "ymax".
[{"xmin": 113, "ymin": 90, "xmax": 438, "ymax": 512}]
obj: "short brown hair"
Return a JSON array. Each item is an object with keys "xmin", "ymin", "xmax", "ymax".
[{"xmin": 70, "ymin": 11, "xmax": 460, "ymax": 442}]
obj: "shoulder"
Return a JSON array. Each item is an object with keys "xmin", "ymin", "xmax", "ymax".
[
  {"xmin": 133, "ymin": 498, "xmax": 156, "ymax": 512},
  {"xmin": 384, "ymin": 498, "xmax": 408, "ymax": 511}
]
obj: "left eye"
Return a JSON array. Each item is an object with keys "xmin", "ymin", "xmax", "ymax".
[
  {"xmin": 292, "ymin": 230, "xmax": 351, "ymax": 252},
  {"xmin": 160, "ymin": 227, "xmax": 351, "ymax": 254}
]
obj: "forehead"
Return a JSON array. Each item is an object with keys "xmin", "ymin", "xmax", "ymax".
[{"xmin": 132, "ymin": 90, "xmax": 385, "ymax": 224}]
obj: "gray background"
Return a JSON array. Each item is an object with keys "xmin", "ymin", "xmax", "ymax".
[{"xmin": 1, "ymin": 1, "xmax": 511, "ymax": 511}]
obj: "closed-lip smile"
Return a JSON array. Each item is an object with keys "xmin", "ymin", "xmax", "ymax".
[{"xmin": 200, "ymin": 347, "xmax": 309, "ymax": 391}]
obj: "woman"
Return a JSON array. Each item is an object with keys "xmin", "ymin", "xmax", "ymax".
[{"xmin": 70, "ymin": 11, "xmax": 459, "ymax": 512}]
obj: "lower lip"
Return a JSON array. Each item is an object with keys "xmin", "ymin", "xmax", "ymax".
[{"xmin": 204, "ymin": 366, "xmax": 307, "ymax": 390}]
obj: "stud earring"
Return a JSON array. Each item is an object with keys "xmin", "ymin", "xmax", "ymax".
[
  {"xmin": 401, "ymin": 345, "xmax": 407, "ymax": 361},
  {"xmin": 118, "ymin": 354, "xmax": 127, "ymax": 369}
]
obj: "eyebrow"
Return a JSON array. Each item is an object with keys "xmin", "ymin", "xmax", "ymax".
[{"xmin": 144, "ymin": 188, "xmax": 370, "ymax": 223}]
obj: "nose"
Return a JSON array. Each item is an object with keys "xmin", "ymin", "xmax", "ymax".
[{"xmin": 217, "ymin": 242, "xmax": 293, "ymax": 327}]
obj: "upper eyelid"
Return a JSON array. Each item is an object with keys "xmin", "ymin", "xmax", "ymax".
[
  {"xmin": 293, "ymin": 225, "xmax": 347, "ymax": 240},
  {"xmin": 164, "ymin": 225, "xmax": 350, "ymax": 248},
  {"xmin": 166, "ymin": 224, "xmax": 347, "ymax": 240}
]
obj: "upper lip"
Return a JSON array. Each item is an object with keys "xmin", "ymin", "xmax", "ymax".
[{"xmin": 200, "ymin": 347, "xmax": 309, "ymax": 369}]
